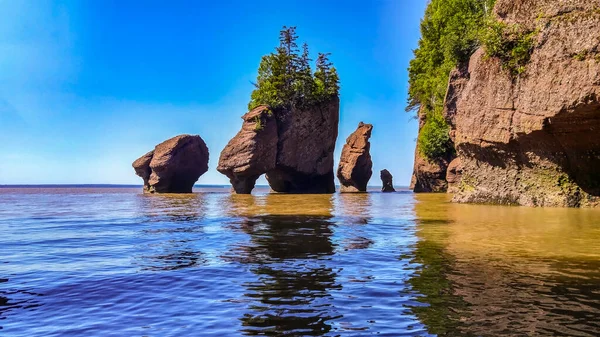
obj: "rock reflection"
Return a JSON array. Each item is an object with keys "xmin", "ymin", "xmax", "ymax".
[
  {"xmin": 136, "ymin": 242, "xmax": 206, "ymax": 272},
  {"xmin": 0, "ymin": 279, "xmax": 44, "ymax": 322},
  {"xmin": 335, "ymin": 193, "xmax": 375, "ymax": 251},
  {"xmin": 135, "ymin": 193, "xmax": 207, "ymax": 222},
  {"xmin": 224, "ymin": 193, "xmax": 335, "ymax": 217},
  {"xmin": 409, "ymin": 193, "xmax": 600, "ymax": 336},
  {"xmin": 334, "ymin": 193, "xmax": 372, "ymax": 222},
  {"xmin": 134, "ymin": 193, "xmax": 208, "ymax": 271},
  {"xmin": 232, "ymin": 215, "xmax": 341, "ymax": 336}
]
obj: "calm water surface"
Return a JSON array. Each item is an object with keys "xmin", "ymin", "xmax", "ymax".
[{"xmin": 1, "ymin": 187, "xmax": 599, "ymax": 336}]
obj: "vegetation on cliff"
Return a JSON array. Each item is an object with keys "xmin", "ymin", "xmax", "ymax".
[
  {"xmin": 248, "ymin": 27, "xmax": 340, "ymax": 111},
  {"xmin": 480, "ymin": 19, "xmax": 536, "ymax": 76},
  {"xmin": 408, "ymin": 0, "xmax": 496, "ymax": 160},
  {"xmin": 408, "ymin": 0, "xmax": 541, "ymax": 161}
]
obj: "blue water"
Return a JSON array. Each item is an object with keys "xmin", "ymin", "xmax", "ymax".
[{"xmin": 1, "ymin": 187, "xmax": 599, "ymax": 336}]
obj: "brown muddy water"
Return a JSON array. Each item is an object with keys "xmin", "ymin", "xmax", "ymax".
[{"xmin": 0, "ymin": 186, "xmax": 599, "ymax": 336}]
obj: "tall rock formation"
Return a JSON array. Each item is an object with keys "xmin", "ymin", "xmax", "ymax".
[
  {"xmin": 133, "ymin": 135, "xmax": 209, "ymax": 193},
  {"xmin": 337, "ymin": 122, "xmax": 373, "ymax": 192},
  {"xmin": 420, "ymin": 0, "xmax": 600, "ymax": 207},
  {"xmin": 218, "ymin": 98, "xmax": 340, "ymax": 194},
  {"xmin": 380, "ymin": 169, "xmax": 396, "ymax": 192}
]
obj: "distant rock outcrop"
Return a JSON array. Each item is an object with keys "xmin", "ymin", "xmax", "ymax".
[
  {"xmin": 337, "ymin": 122, "xmax": 373, "ymax": 192},
  {"xmin": 133, "ymin": 135, "xmax": 209, "ymax": 193},
  {"xmin": 218, "ymin": 98, "xmax": 340, "ymax": 194},
  {"xmin": 380, "ymin": 169, "xmax": 395, "ymax": 192}
]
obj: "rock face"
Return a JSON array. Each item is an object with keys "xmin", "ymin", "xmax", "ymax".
[
  {"xmin": 337, "ymin": 122, "xmax": 373, "ymax": 192},
  {"xmin": 380, "ymin": 169, "xmax": 396, "ymax": 192},
  {"xmin": 442, "ymin": 0, "xmax": 600, "ymax": 207},
  {"xmin": 133, "ymin": 135, "xmax": 209, "ymax": 193},
  {"xmin": 410, "ymin": 109, "xmax": 454, "ymax": 193},
  {"xmin": 218, "ymin": 98, "xmax": 340, "ymax": 194},
  {"xmin": 217, "ymin": 106, "xmax": 278, "ymax": 193},
  {"xmin": 445, "ymin": 158, "xmax": 463, "ymax": 194}
]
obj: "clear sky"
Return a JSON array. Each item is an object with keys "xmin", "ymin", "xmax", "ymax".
[{"xmin": 0, "ymin": 0, "xmax": 427, "ymax": 186}]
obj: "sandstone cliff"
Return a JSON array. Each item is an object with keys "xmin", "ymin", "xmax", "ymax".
[
  {"xmin": 218, "ymin": 98, "xmax": 339, "ymax": 194},
  {"xmin": 413, "ymin": 0, "xmax": 600, "ymax": 207},
  {"xmin": 410, "ymin": 111, "xmax": 451, "ymax": 193}
]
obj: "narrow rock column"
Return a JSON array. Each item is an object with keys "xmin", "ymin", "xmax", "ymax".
[
  {"xmin": 380, "ymin": 169, "xmax": 395, "ymax": 192},
  {"xmin": 337, "ymin": 122, "xmax": 373, "ymax": 192}
]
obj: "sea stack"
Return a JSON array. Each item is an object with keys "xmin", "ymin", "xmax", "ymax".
[
  {"xmin": 217, "ymin": 98, "xmax": 340, "ymax": 194},
  {"xmin": 380, "ymin": 169, "xmax": 395, "ymax": 192},
  {"xmin": 132, "ymin": 134, "xmax": 209, "ymax": 193},
  {"xmin": 337, "ymin": 122, "xmax": 373, "ymax": 192}
]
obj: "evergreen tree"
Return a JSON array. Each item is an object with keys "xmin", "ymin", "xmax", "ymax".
[
  {"xmin": 314, "ymin": 53, "xmax": 340, "ymax": 100},
  {"xmin": 248, "ymin": 27, "xmax": 340, "ymax": 110},
  {"xmin": 296, "ymin": 43, "xmax": 314, "ymax": 104}
]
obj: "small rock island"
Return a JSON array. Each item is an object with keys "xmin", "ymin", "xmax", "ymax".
[
  {"xmin": 217, "ymin": 27, "xmax": 341, "ymax": 194},
  {"xmin": 133, "ymin": 134, "xmax": 209, "ymax": 193},
  {"xmin": 380, "ymin": 169, "xmax": 395, "ymax": 193}
]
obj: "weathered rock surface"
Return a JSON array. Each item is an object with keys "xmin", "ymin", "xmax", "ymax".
[
  {"xmin": 133, "ymin": 135, "xmax": 209, "ymax": 193},
  {"xmin": 448, "ymin": 0, "xmax": 600, "ymax": 207},
  {"xmin": 446, "ymin": 158, "xmax": 463, "ymax": 194},
  {"xmin": 410, "ymin": 111, "xmax": 453, "ymax": 193},
  {"xmin": 380, "ymin": 169, "xmax": 396, "ymax": 192},
  {"xmin": 218, "ymin": 98, "xmax": 340, "ymax": 194},
  {"xmin": 217, "ymin": 106, "xmax": 278, "ymax": 193},
  {"xmin": 337, "ymin": 122, "xmax": 373, "ymax": 192}
]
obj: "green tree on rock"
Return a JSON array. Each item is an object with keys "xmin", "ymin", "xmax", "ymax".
[
  {"xmin": 314, "ymin": 52, "xmax": 340, "ymax": 100},
  {"xmin": 248, "ymin": 27, "xmax": 340, "ymax": 111}
]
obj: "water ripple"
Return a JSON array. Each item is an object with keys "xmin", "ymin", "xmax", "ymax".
[{"xmin": 0, "ymin": 188, "xmax": 598, "ymax": 336}]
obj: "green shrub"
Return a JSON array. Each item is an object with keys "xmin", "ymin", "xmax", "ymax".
[
  {"xmin": 253, "ymin": 116, "xmax": 264, "ymax": 132},
  {"xmin": 418, "ymin": 109, "xmax": 452, "ymax": 160},
  {"xmin": 480, "ymin": 19, "xmax": 536, "ymax": 76},
  {"xmin": 407, "ymin": 0, "xmax": 496, "ymax": 113}
]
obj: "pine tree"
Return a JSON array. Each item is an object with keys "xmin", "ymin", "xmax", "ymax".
[
  {"xmin": 248, "ymin": 27, "xmax": 340, "ymax": 110},
  {"xmin": 296, "ymin": 42, "xmax": 314, "ymax": 104},
  {"xmin": 278, "ymin": 26, "xmax": 300, "ymax": 104},
  {"xmin": 314, "ymin": 53, "xmax": 339, "ymax": 100}
]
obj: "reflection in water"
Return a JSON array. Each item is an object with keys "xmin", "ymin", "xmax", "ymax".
[
  {"xmin": 0, "ymin": 279, "xmax": 44, "ymax": 323},
  {"xmin": 233, "ymin": 215, "xmax": 341, "ymax": 336},
  {"xmin": 335, "ymin": 193, "xmax": 375, "ymax": 251},
  {"xmin": 335, "ymin": 193, "xmax": 372, "ymax": 222},
  {"xmin": 409, "ymin": 194, "xmax": 600, "ymax": 336},
  {"xmin": 135, "ymin": 193, "xmax": 208, "ymax": 222},
  {"xmin": 133, "ymin": 193, "xmax": 208, "ymax": 271},
  {"xmin": 225, "ymin": 193, "xmax": 335, "ymax": 217},
  {"xmin": 3, "ymin": 187, "xmax": 600, "ymax": 336}
]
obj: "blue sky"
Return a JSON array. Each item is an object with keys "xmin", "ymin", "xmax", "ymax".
[{"xmin": 0, "ymin": 0, "xmax": 426, "ymax": 186}]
